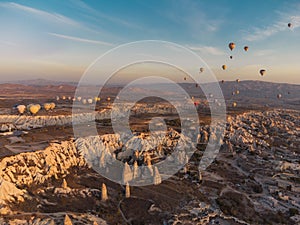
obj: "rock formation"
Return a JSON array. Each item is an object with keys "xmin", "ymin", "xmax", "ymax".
[
  {"xmin": 0, "ymin": 178, "xmax": 25, "ymax": 204},
  {"xmin": 132, "ymin": 161, "xmax": 140, "ymax": 179},
  {"xmin": 125, "ymin": 183, "xmax": 130, "ymax": 198},
  {"xmin": 101, "ymin": 183, "xmax": 108, "ymax": 201},
  {"xmin": 122, "ymin": 162, "xmax": 133, "ymax": 184},
  {"xmin": 153, "ymin": 166, "xmax": 162, "ymax": 185},
  {"xmin": 64, "ymin": 214, "xmax": 73, "ymax": 225},
  {"xmin": 62, "ymin": 178, "xmax": 68, "ymax": 189}
]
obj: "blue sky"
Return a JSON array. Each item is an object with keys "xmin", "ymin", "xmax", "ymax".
[{"xmin": 0, "ymin": 0, "xmax": 300, "ymax": 83}]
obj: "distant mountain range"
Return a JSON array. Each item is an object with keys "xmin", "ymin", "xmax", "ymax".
[
  {"xmin": 0, "ymin": 79, "xmax": 299, "ymax": 109},
  {"xmin": 2, "ymin": 79, "xmax": 78, "ymax": 86}
]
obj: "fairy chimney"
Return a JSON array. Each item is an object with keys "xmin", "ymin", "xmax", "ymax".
[
  {"xmin": 122, "ymin": 162, "xmax": 133, "ymax": 184},
  {"xmin": 153, "ymin": 166, "xmax": 162, "ymax": 185},
  {"xmin": 64, "ymin": 214, "xmax": 73, "ymax": 225},
  {"xmin": 62, "ymin": 179, "xmax": 68, "ymax": 189},
  {"xmin": 184, "ymin": 155, "xmax": 189, "ymax": 173},
  {"xmin": 132, "ymin": 161, "xmax": 141, "ymax": 179},
  {"xmin": 125, "ymin": 182, "xmax": 130, "ymax": 198},
  {"xmin": 198, "ymin": 171, "xmax": 203, "ymax": 183},
  {"xmin": 101, "ymin": 183, "xmax": 108, "ymax": 201},
  {"xmin": 147, "ymin": 159, "xmax": 154, "ymax": 176}
]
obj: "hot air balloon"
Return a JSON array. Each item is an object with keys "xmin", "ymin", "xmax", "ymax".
[
  {"xmin": 244, "ymin": 46, "xmax": 249, "ymax": 51},
  {"xmin": 222, "ymin": 65, "xmax": 227, "ymax": 70},
  {"xmin": 199, "ymin": 67, "xmax": 204, "ymax": 73},
  {"xmin": 232, "ymin": 102, "xmax": 237, "ymax": 107},
  {"xmin": 28, "ymin": 104, "xmax": 41, "ymax": 115},
  {"xmin": 50, "ymin": 102, "xmax": 56, "ymax": 110},
  {"xmin": 229, "ymin": 42, "xmax": 235, "ymax": 51},
  {"xmin": 43, "ymin": 103, "xmax": 52, "ymax": 111},
  {"xmin": 17, "ymin": 105, "xmax": 26, "ymax": 114},
  {"xmin": 288, "ymin": 23, "xmax": 292, "ymax": 28},
  {"xmin": 260, "ymin": 69, "xmax": 266, "ymax": 76}
]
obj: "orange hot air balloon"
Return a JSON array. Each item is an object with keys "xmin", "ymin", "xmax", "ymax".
[
  {"xmin": 28, "ymin": 104, "xmax": 41, "ymax": 115},
  {"xmin": 222, "ymin": 65, "xmax": 227, "ymax": 70},
  {"xmin": 50, "ymin": 102, "xmax": 56, "ymax": 110},
  {"xmin": 229, "ymin": 42, "xmax": 235, "ymax": 51},
  {"xmin": 43, "ymin": 103, "xmax": 52, "ymax": 111},
  {"xmin": 260, "ymin": 69, "xmax": 266, "ymax": 76}
]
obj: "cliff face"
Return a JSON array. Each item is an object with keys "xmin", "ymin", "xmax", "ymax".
[
  {"xmin": 0, "ymin": 111, "xmax": 110, "ymax": 132},
  {"xmin": 0, "ymin": 140, "xmax": 85, "ymax": 187},
  {"xmin": 0, "ymin": 178, "xmax": 25, "ymax": 204}
]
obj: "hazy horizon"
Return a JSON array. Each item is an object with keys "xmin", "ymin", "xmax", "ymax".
[{"xmin": 1, "ymin": 77, "xmax": 300, "ymax": 86}]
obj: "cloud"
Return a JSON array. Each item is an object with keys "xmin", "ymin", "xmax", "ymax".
[
  {"xmin": 244, "ymin": 6, "xmax": 300, "ymax": 42},
  {"xmin": 244, "ymin": 22, "xmax": 286, "ymax": 42},
  {"xmin": 48, "ymin": 32, "xmax": 114, "ymax": 46},
  {"xmin": 290, "ymin": 15, "xmax": 300, "ymax": 27},
  {"xmin": 0, "ymin": 2, "xmax": 81, "ymax": 27},
  {"xmin": 68, "ymin": 0, "xmax": 142, "ymax": 29},
  {"xmin": 253, "ymin": 49, "xmax": 275, "ymax": 57},
  {"xmin": 161, "ymin": 0, "xmax": 224, "ymax": 35},
  {"xmin": 187, "ymin": 45, "xmax": 225, "ymax": 56}
]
